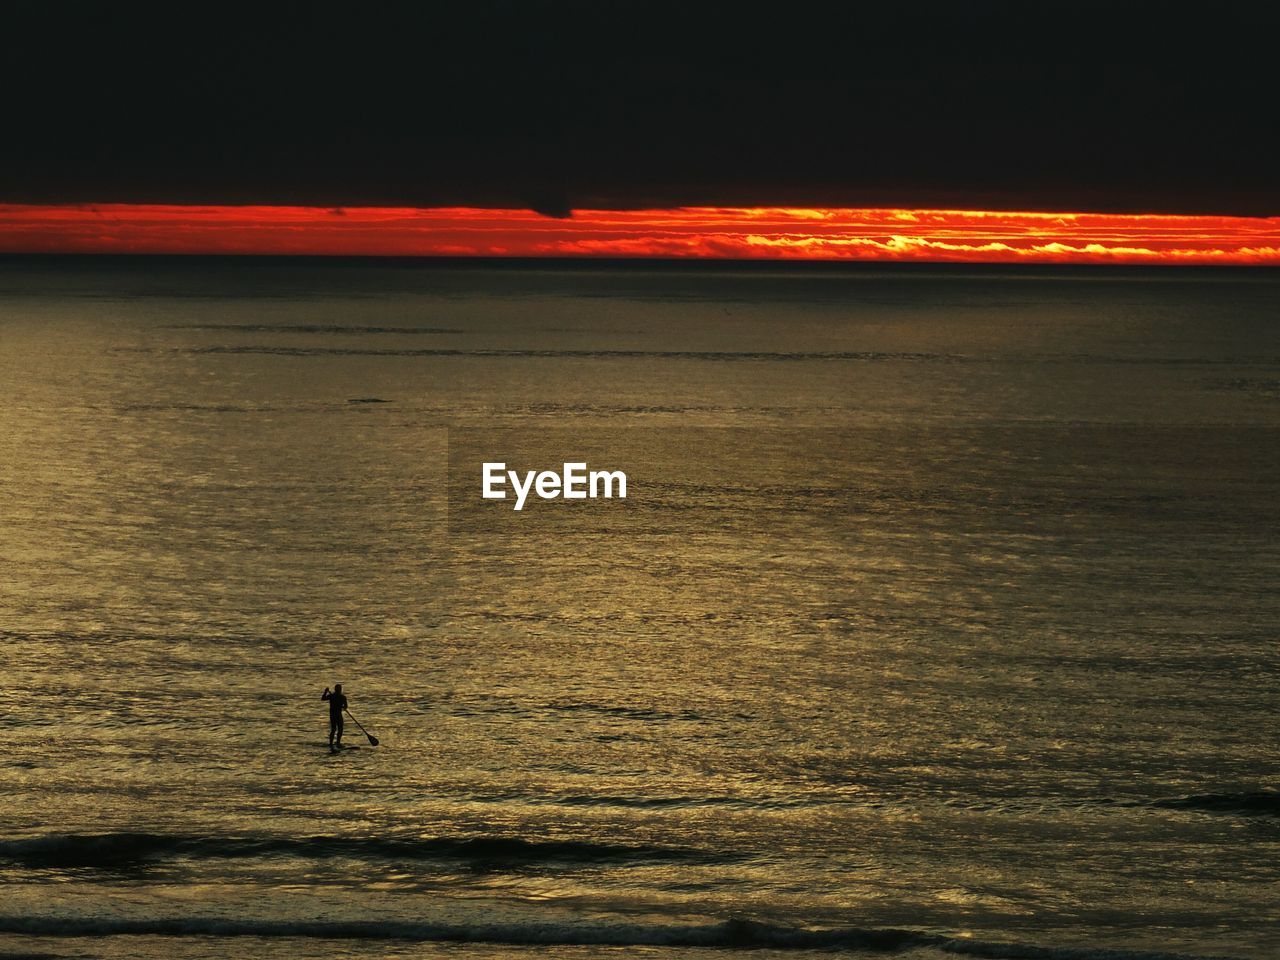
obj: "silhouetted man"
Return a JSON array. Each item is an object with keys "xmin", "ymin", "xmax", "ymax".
[{"xmin": 322, "ymin": 683, "xmax": 348, "ymax": 749}]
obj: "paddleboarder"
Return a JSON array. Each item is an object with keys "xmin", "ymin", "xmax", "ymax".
[{"xmin": 322, "ymin": 683, "xmax": 348, "ymax": 749}]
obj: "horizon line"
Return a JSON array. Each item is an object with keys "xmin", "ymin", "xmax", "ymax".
[{"xmin": 4, "ymin": 252, "xmax": 1280, "ymax": 273}]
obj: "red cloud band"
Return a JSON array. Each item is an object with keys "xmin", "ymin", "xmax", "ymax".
[{"xmin": 1, "ymin": 205, "xmax": 1278, "ymax": 264}]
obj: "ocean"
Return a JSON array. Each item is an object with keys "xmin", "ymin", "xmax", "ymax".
[{"xmin": 1, "ymin": 258, "xmax": 1278, "ymax": 960}]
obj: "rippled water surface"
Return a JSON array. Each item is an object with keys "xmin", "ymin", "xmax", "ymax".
[{"xmin": 1, "ymin": 260, "xmax": 1279, "ymax": 960}]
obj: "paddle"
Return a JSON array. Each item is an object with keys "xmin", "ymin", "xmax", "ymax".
[{"xmin": 345, "ymin": 709, "xmax": 380, "ymax": 746}]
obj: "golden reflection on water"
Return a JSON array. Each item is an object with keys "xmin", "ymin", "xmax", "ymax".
[{"xmin": 2, "ymin": 263, "xmax": 1279, "ymax": 959}]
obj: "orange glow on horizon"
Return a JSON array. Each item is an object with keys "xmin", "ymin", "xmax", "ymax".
[{"xmin": 1, "ymin": 204, "xmax": 1278, "ymax": 265}]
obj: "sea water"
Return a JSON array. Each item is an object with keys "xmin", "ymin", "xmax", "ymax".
[{"xmin": 1, "ymin": 259, "xmax": 1278, "ymax": 959}]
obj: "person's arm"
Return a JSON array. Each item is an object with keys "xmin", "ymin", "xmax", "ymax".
[{"xmin": 322, "ymin": 688, "xmax": 331, "ymax": 701}]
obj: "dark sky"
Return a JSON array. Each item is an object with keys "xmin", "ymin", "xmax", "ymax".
[{"xmin": 5, "ymin": 2, "xmax": 1278, "ymax": 215}]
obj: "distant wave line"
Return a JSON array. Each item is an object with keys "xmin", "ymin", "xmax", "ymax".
[
  {"xmin": 0, "ymin": 915, "xmax": 1242, "ymax": 959},
  {"xmin": 165, "ymin": 323, "xmax": 463, "ymax": 334},
  {"xmin": 167, "ymin": 346, "xmax": 965, "ymax": 361},
  {"xmin": 0, "ymin": 832, "xmax": 731, "ymax": 869},
  {"xmin": 111, "ymin": 345, "xmax": 1280, "ymax": 365}
]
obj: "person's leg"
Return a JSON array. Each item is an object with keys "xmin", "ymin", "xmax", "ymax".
[
  {"xmin": 329, "ymin": 718, "xmax": 337, "ymax": 748},
  {"xmin": 335, "ymin": 716, "xmax": 344, "ymax": 745}
]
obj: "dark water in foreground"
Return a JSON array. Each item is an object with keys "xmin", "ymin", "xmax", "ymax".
[{"xmin": 1, "ymin": 260, "xmax": 1278, "ymax": 960}]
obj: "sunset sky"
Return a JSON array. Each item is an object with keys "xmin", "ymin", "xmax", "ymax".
[
  {"xmin": 4, "ymin": 10, "xmax": 1278, "ymax": 264},
  {"xmin": 4, "ymin": 205, "xmax": 1278, "ymax": 265}
]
